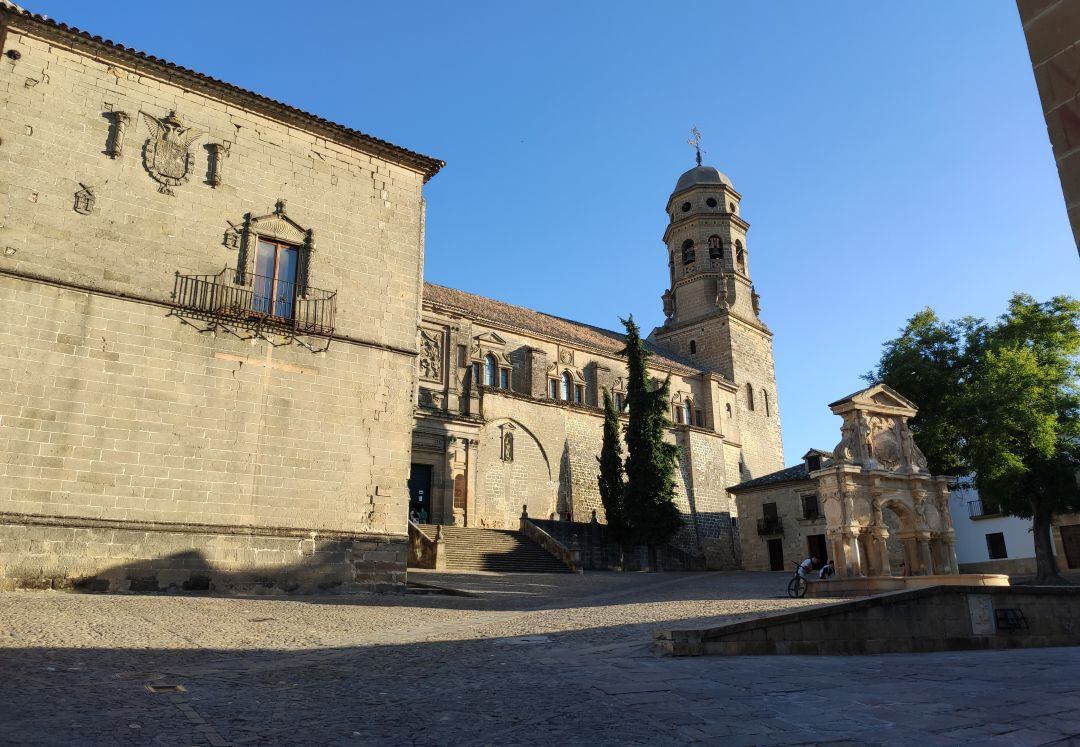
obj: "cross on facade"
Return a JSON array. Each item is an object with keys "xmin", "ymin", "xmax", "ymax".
[{"xmin": 687, "ymin": 126, "xmax": 704, "ymax": 166}]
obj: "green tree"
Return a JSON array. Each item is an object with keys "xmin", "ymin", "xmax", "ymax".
[
  {"xmin": 597, "ymin": 388, "xmax": 627, "ymax": 543},
  {"xmin": 619, "ymin": 316, "xmax": 683, "ymax": 561},
  {"xmin": 864, "ymin": 309, "xmax": 985, "ymax": 475},
  {"xmin": 869, "ymin": 294, "xmax": 1080, "ymax": 583}
]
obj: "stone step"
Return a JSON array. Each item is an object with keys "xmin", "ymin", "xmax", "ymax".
[{"xmin": 418, "ymin": 525, "xmax": 570, "ymax": 573}]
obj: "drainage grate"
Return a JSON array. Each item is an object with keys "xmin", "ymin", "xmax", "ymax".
[{"xmin": 145, "ymin": 684, "xmax": 186, "ymax": 694}]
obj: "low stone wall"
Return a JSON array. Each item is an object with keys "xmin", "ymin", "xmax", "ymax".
[
  {"xmin": 407, "ymin": 521, "xmax": 445, "ymax": 570},
  {"xmin": 806, "ymin": 573, "xmax": 1009, "ymax": 598},
  {"xmin": 520, "ymin": 519, "xmax": 581, "ymax": 572},
  {"xmin": 959, "ymin": 557, "xmax": 1038, "ymax": 577},
  {"xmin": 0, "ymin": 514, "xmax": 407, "ymax": 594},
  {"xmin": 654, "ymin": 585, "xmax": 1080, "ymax": 656},
  {"xmin": 528, "ymin": 519, "xmax": 706, "ymax": 571}
]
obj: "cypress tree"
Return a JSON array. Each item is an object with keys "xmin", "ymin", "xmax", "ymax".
[
  {"xmin": 619, "ymin": 316, "xmax": 683, "ymax": 557},
  {"xmin": 597, "ymin": 388, "xmax": 627, "ymax": 543}
]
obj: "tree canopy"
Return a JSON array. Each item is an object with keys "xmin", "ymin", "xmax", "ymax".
[{"xmin": 868, "ymin": 293, "xmax": 1080, "ymax": 582}]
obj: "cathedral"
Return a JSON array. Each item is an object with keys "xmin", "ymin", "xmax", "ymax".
[
  {"xmin": 411, "ymin": 158, "xmax": 784, "ymax": 568},
  {"xmin": 0, "ymin": 2, "xmax": 783, "ymax": 591}
]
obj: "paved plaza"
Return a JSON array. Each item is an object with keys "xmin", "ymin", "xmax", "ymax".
[{"xmin": 1, "ymin": 571, "xmax": 1079, "ymax": 746}]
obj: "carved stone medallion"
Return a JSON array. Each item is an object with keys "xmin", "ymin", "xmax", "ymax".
[{"xmin": 140, "ymin": 110, "xmax": 203, "ymax": 195}]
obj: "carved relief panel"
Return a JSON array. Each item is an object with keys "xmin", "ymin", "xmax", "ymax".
[
  {"xmin": 419, "ymin": 328, "xmax": 445, "ymax": 383},
  {"xmin": 139, "ymin": 110, "xmax": 204, "ymax": 195}
]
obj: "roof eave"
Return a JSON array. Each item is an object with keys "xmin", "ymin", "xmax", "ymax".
[{"xmin": 0, "ymin": 6, "xmax": 445, "ymax": 182}]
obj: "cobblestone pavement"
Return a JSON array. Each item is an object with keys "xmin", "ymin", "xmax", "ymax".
[{"xmin": 1, "ymin": 571, "xmax": 1078, "ymax": 746}]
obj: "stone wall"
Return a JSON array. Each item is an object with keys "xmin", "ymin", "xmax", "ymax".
[
  {"xmin": 0, "ymin": 13, "xmax": 432, "ymax": 590},
  {"xmin": 0, "ymin": 516, "xmax": 407, "ymax": 593},
  {"xmin": 655, "ymin": 585, "xmax": 1080, "ymax": 656},
  {"xmin": 736, "ymin": 480, "xmax": 825, "ymax": 572}
]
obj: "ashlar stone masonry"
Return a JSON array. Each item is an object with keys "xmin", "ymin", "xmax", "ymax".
[
  {"xmin": 0, "ymin": 5, "xmax": 442, "ymax": 592},
  {"xmin": 409, "ymin": 165, "xmax": 785, "ymax": 570}
]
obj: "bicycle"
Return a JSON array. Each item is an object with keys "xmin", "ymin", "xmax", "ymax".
[{"xmin": 787, "ymin": 560, "xmax": 809, "ymax": 598}]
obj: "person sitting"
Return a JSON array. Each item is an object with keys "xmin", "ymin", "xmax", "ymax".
[{"xmin": 818, "ymin": 559, "xmax": 835, "ymax": 579}]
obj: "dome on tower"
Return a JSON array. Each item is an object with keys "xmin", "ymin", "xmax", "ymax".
[{"xmin": 672, "ymin": 165, "xmax": 732, "ymax": 195}]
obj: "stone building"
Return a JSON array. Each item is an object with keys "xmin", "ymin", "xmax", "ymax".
[
  {"xmin": 409, "ymin": 162, "xmax": 785, "ymax": 569},
  {"xmin": 0, "ymin": 4, "xmax": 442, "ymax": 592},
  {"xmin": 0, "ymin": 3, "xmax": 787, "ymax": 588},
  {"xmin": 733, "ymin": 385, "xmax": 958, "ymax": 578}
]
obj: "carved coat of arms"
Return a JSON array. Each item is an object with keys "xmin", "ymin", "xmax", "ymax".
[{"xmin": 140, "ymin": 110, "xmax": 203, "ymax": 195}]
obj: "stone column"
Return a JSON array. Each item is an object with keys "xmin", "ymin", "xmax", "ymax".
[
  {"xmin": 875, "ymin": 529, "xmax": 891, "ymax": 577},
  {"xmin": 829, "ymin": 532, "xmax": 850, "ymax": 578},
  {"xmin": 855, "ymin": 533, "xmax": 871, "ymax": 577},
  {"xmin": 942, "ymin": 534, "xmax": 959, "ymax": 574},
  {"xmin": 917, "ymin": 537, "xmax": 934, "ymax": 576},
  {"xmin": 901, "ymin": 537, "xmax": 918, "ymax": 576}
]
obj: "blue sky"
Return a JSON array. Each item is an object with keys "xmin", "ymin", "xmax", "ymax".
[{"xmin": 29, "ymin": 1, "xmax": 1080, "ymax": 465}]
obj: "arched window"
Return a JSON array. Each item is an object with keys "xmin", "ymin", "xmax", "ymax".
[
  {"xmin": 681, "ymin": 239, "xmax": 696, "ymax": 266},
  {"xmin": 763, "ymin": 389, "xmax": 770, "ymax": 416},
  {"xmin": 745, "ymin": 382, "xmax": 755, "ymax": 411},
  {"xmin": 708, "ymin": 235, "xmax": 723, "ymax": 260},
  {"xmin": 683, "ymin": 400, "xmax": 693, "ymax": 426},
  {"xmin": 614, "ymin": 392, "xmax": 625, "ymax": 412},
  {"xmin": 689, "ymin": 340, "xmax": 697, "ymax": 355},
  {"xmin": 725, "ymin": 403, "xmax": 733, "ymax": 418},
  {"xmin": 484, "ymin": 354, "xmax": 497, "ymax": 387},
  {"xmin": 560, "ymin": 372, "xmax": 571, "ymax": 401},
  {"xmin": 735, "ymin": 240, "xmax": 746, "ymax": 272}
]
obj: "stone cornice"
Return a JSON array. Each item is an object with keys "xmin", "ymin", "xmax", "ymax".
[{"xmin": 0, "ymin": 7, "xmax": 444, "ymax": 182}]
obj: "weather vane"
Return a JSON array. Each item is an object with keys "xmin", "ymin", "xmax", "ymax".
[{"xmin": 687, "ymin": 126, "xmax": 704, "ymax": 166}]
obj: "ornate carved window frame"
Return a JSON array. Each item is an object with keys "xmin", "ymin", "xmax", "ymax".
[{"xmin": 236, "ymin": 200, "xmax": 315, "ymax": 295}]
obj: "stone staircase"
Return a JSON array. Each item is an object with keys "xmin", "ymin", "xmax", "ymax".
[{"xmin": 420, "ymin": 525, "xmax": 570, "ymax": 573}]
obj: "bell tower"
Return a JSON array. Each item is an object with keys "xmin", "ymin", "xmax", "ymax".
[{"xmin": 650, "ymin": 137, "xmax": 784, "ymax": 478}]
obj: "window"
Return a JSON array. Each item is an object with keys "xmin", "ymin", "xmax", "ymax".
[
  {"xmin": 725, "ymin": 403, "xmax": 732, "ymax": 418},
  {"xmin": 986, "ymin": 532, "xmax": 1008, "ymax": 560},
  {"xmin": 708, "ymin": 235, "xmax": 722, "ymax": 260},
  {"xmin": 252, "ymin": 238, "xmax": 299, "ymax": 319},
  {"xmin": 615, "ymin": 392, "xmax": 625, "ymax": 412},
  {"xmin": 681, "ymin": 201, "xmax": 691, "ymax": 213},
  {"xmin": 673, "ymin": 405, "xmax": 683, "ymax": 424},
  {"xmin": 762, "ymin": 502, "xmax": 778, "ymax": 520},
  {"xmin": 801, "ymin": 493, "xmax": 820, "ymax": 520},
  {"xmin": 473, "ymin": 362, "xmax": 481, "ymax": 387},
  {"xmin": 484, "ymin": 354, "xmax": 497, "ymax": 387},
  {"xmin": 549, "ymin": 379, "xmax": 558, "ymax": 399},
  {"xmin": 574, "ymin": 384, "xmax": 584, "ymax": 404},
  {"xmin": 683, "ymin": 400, "xmax": 692, "ymax": 425},
  {"xmin": 560, "ymin": 372, "xmax": 571, "ymax": 401},
  {"xmin": 706, "ymin": 197, "xmax": 718, "ymax": 208},
  {"xmin": 499, "ymin": 368, "xmax": 510, "ymax": 389},
  {"xmin": 763, "ymin": 389, "xmax": 770, "ymax": 416},
  {"xmin": 806, "ymin": 455, "xmax": 822, "ymax": 472},
  {"xmin": 736, "ymin": 240, "xmax": 746, "ymax": 272},
  {"xmin": 689, "ymin": 340, "xmax": 697, "ymax": 354},
  {"xmin": 682, "ymin": 239, "xmax": 695, "ymax": 265},
  {"xmin": 745, "ymin": 383, "xmax": 755, "ymax": 411},
  {"xmin": 695, "ymin": 409, "xmax": 704, "ymax": 427}
]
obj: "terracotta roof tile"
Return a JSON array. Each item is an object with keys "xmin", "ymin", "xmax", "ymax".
[{"xmin": 423, "ymin": 283, "xmax": 709, "ymax": 376}]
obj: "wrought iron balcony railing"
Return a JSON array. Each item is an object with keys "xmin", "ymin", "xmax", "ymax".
[
  {"xmin": 967, "ymin": 499, "xmax": 1001, "ymax": 519},
  {"xmin": 757, "ymin": 518, "xmax": 783, "ymax": 536},
  {"xmin": 173, "ymin": 268, "xmax": 337, "ymax": 337}
]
